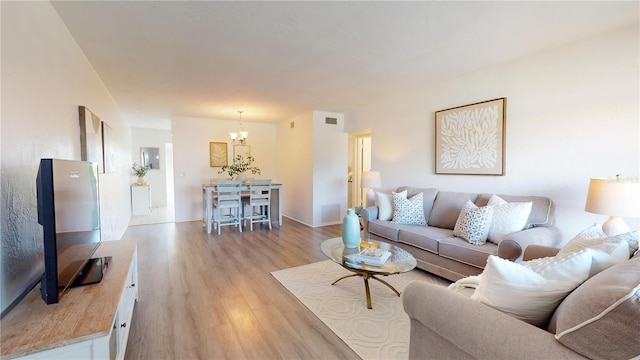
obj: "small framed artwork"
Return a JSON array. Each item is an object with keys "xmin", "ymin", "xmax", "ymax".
[
  {"xmin": 210, "ymin": 142, "xmax": 228, "ymax": 167},
  {"xmin": 233, "ymin": 145, "xmax": 250, "ymax": 159},
  {"xmin": 435, "ymin": 97, "xmax": 506, "ymax": 175},
  {"xmin": 79, "ymin": 106, "xmax": 104, "ymax": 173},
  {"xmin": 102, "ymin": 121, "xmax": 115, "ymax": 173}
]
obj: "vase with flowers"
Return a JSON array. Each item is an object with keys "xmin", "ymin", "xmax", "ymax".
[
  {"xmin": 218, "ymin": 155, "xmax": 261, "ymax": 180},
  {"xmin": 131, "ymin": 163, "xmax": 150, "ymax": 185}
]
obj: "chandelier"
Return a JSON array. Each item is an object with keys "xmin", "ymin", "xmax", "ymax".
[{"xmin": 230, "ymin": 110, "xmax": 248, "ymax": 144}]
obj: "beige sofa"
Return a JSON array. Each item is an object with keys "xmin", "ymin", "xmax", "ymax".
[
  {"xmin": 402, "ymin": 246, "xmax": 640, "ymax": 359},
  {"xmin": 361, "ymin": 186, "xmax": 562, "ymax": 281}
]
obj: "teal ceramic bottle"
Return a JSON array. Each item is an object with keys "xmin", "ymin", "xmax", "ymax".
[{"xmin": 342, "ymin": 209, "xmax": 360, "ymax": 248}]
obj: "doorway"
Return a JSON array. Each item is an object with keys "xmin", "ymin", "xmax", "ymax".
[
  {"xmin": 129, "ymin": 128, "xmax": 175, "ymax": 226},
  {"xmin": 348, "ymin": 131, "xmax": 372, "ymax": 209}
]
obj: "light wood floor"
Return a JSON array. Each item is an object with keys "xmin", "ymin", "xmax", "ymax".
[{"xmin": 123, "ymin": 218, "xmax": 360, "ymax": 360}]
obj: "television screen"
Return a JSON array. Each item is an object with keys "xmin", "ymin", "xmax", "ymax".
[{"xmin": 36, "ymin": 159, "xmax": 102, "ymax": 304}]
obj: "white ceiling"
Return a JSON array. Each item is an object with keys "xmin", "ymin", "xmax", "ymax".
[{"xmin": 51, "ymin": 1, "xmax": 638, "ymax": 129}]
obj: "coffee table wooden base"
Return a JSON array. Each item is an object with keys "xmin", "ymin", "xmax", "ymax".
[{"xmin": 331, "ymin": 268, "xmax": 401, "ymax": 309}]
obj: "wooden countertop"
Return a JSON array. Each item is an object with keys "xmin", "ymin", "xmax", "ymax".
[{"xmin": 0, "ymin": 239, "xmax": 137, "ymax": 359}]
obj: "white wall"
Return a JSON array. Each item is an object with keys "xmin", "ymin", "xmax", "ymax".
[
  {"xmin": 275, "ymin": 111, "xmax": 347, "ymax": 227},
  {"xmin": 312, "ymin": 111, "xmax": 348, "ymax": 226},
  {"xmin": 1, "ymin": 2, "xmax": 132, "ymax": 313},
  {"xmin": 277, "ymin": 112, "xmax": 314, "ymax": 225},
  {"xmin": 131, "ymin": 127, "xmax": 172, "ymax": 207},
  {"xmin": 172, "ymin": 115, "xmax": 278, "ymax": 222},
  {"xmin": 347, "ymin": 26, "xmax": 639, "ymax": 241}
]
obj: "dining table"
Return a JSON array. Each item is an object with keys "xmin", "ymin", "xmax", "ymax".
[{"xmin": 202, "ymin": 181, "xmax": 283, "ymax": 234}]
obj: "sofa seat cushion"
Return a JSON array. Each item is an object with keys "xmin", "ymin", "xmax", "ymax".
[
  {"xmin": 553, "ymin": 254, "xmax": 640, "ymax": 360},
  {"xmin": 368, "ymin": 220, "xmax": 403, "ymax": 241},
  {"xmin": 398, "ymin": 226, "xmax": 454, "ymax": 254},
  {"xmin": 439, "ymin": 237, "xmax": 498, "ymax": 268}
]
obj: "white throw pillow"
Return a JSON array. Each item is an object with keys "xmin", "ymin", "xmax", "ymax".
[
  {"xmin": 486, "ymin": 195, "xmax": 532, "ymax": 244},
  {"xmin": 375, "ymin": 192, "xmax": 394, "ymax": 221},
  {"xmin": 452, "ymin": 200, "xmax": 494, "ymax": 245},
  {"xmin": 391, "ymin": 191, "xmax": 426, "ymax": 225},
  {"xmin": 568, "ymin": 223, "xmax": 606, "ymax": 243},
  {"xmin": 448, "ymin": 275, "xmax": 481, "ymax": 293},
  {"xmin": 615, "ymin": 231, "xmax": 639, "ymax": 256},
  {"xmin": 558, "ymin": 226, "xmax": 630, "ymax": 276},
  {"xmin": 471, "ymin": 250, "xmax": 593, "ymax": 327}
]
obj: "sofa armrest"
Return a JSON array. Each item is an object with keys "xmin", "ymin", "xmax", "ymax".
[
  {"xmin": 402, "ymin": 281, "xmax": 585, "ymax": 360},
  {"xmin": 360, "ymin": 205, "xmax": 378, "ymax": 221},
  {"xmin": 497, "ymin": 226, "xmax": 562, "ymax": 262},
  {"xmin": 522, "ymin": 245, "xmax": 561, "ymax": 261},
  {"xmin": 360, "ymin": 206, "xmax": 378, "ymax": 237}
]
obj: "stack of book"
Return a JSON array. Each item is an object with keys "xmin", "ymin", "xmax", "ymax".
[{"xmin": 356, "ymin": 248, "xmax": 391, "ymax": 266}]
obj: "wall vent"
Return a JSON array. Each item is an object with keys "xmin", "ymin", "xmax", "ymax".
[
  {"xmin": 290, "ymin": 121, "xmax": 295, "ymax": 129},
  {"xmin": 325, "ymin": 117, "xmax": 338, "ymax": 125}
]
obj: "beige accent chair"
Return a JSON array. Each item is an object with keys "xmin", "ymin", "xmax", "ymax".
[
  {"xmin": 212, "ymin": 179, "xmax": 243, "ymax": 235},
  {"xmin": 402, "ymin": 245, "xmax": 640, "ymax": 359}
]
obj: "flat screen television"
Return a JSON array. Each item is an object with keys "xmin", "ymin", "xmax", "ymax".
[{"xmin": 36, "ymin": 158, "xmax": 104, "ymax": 304}]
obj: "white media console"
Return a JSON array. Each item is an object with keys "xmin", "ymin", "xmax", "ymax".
[{"xmin": 0, "ymin": 240, "xmax": 138, "ymax": 360}]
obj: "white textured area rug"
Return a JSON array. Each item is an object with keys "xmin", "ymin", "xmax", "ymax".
[{"xmin": 271, "ymin": 260, "xmax": 449, "ymax": 360}]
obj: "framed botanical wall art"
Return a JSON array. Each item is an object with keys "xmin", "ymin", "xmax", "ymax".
[
  {"xmin": 210, "ymin": 142, "xmax": 228, "ymax": 167},
  {"xmin": 435, "ymin": 98, "xmax": 506, "ymax": 175}
]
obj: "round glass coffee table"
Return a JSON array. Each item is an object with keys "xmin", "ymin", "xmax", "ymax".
[{"xmin": 320, "ymin": 237, "xmax": 417, "ymax": 309}]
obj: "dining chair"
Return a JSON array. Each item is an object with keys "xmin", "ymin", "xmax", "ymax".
[
  {"xmin": 243, "ymin": 179, "xmax": 272, "ymax": 231},
  {"xmin": 211, "ymin": 179, "xmax": 243, "ymax": 235}
]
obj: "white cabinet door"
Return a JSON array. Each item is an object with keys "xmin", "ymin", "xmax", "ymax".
[{"xmin": 131, "ymin": 186, "xmax": 151, "ymax": 215}]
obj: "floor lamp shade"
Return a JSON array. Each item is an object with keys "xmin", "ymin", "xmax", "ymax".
[
  {"xmin": 585, "ymin": 177, "xmax": 640, "ymax": 236},
  {"xmin": 361, "ymin": 171, "xmax": 381, "ymax": 206}
]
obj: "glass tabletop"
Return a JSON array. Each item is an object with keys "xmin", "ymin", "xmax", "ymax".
[{"xmin": 320, "ymin": 237, "xmax": 417, "ymax": 275}]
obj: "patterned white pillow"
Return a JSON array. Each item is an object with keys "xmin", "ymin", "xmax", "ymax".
[
  {"xmin": 375, "ymin": 192, "xmax": 393, "ymax": 221},
  {"xmin": 391, "ymin": 191, "xmax": 426, "ymax": 225},
  {"xmin": 615, "ymin": 231, "xmax": 639, "ymax": 256},
  {"xmin": 567, "ymin": 223, "xmax": 606, "ymax": 244},
  {"xmin": 453, "ymin": 200, "xmax": 494, "ymax": 245},
  {"xmin": 487, "ymin": 195, "xmax": 533, "ymax": 244},
  {"xmin": 558, "ymin": 224, "xmax": 630, "ymax": 276}
]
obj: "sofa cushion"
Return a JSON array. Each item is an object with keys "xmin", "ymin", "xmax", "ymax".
[
  {"xmin": 553, "ymin": 254, "xmax": 640, "ymax": 360},
  {"xmin": 398, "ymin": 226, "xmax": 454, "ymax": 254},
  {"xmin": 375, "ymin": 192, "xmax": 394, "ymax": 221},
  {"xmin": 476, "ymin": 194, "xmax": 554, "ymax": 228},
  {"xmin": 368, "ymin": 219, "xmax": 402, "ymax": 241},
  {"xmin": 558, "ymin": 226, "xmax": 630, "ymax": 276},
  {"xmin": 471, "ymin": 250, "xmax": 593, "ymax": 327},
  {"xmin": 396, "ymin": 186, "xmax": 438, "ymax": 221},
  {"xmin": 391, "ymin": 191, "xmax": 427, "ymax": 225},
  {"xmin": 452, "ymin": 201, "xmax": 494, "ymax": 245},
  {"xmin": 439, "ymin": 237, "xmax": 497, "ymax": 268},
  {"xmin": 486, "ymin": 195, "xmax": 532, "ymax": 244},
  {"xmin": 429, "ymin": 191, "xmax": 478, "ymax": 229}
]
